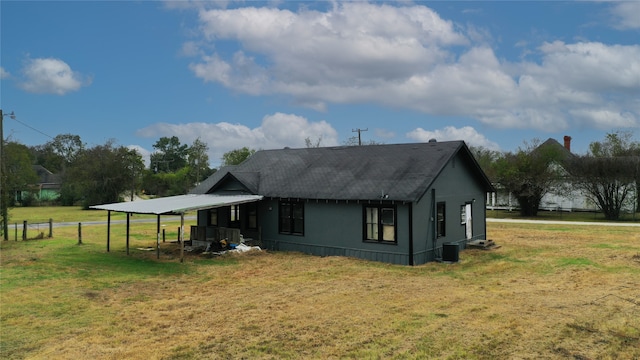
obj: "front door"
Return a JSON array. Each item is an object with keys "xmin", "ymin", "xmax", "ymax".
[{"xmin": 465, "ymin": 203, "xmax": 473, "ymax": 239}]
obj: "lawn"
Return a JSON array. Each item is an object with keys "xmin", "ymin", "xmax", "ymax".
[
  {"xmin": 1, "ymin": 210, "xmax": 639, "ymax": 359},
  {"xmin": 7, "ymin": 206, "xmax": 161, "ymax": 224},
  {"xmin": 8, "ymin": 205, "xmax": 639, "ymax": 226},
  {"xmin": 487, "ymin": 208, "xmax": 640, "ymax": 222}
]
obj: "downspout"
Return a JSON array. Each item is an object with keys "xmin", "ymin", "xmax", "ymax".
[
  {"xmin": 483, "ymin": 197, "xmax": 488, "ymax": 240},
  {"xmin": 432, "ymin": 188, "xmax": 437, "ymax": 260},
  {"xmin": 408, "ymin": 202, "xmax": 414, "ymax": 266}
]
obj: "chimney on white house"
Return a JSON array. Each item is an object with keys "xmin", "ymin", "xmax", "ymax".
[{"xmin": 563, "ymin": 135, "xmax": 572, "ymax": 152}]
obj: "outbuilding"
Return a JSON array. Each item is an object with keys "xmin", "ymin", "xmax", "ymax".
[{"xmin": 190, "ymin": 141, "xmax": 494, "ymax": 265}]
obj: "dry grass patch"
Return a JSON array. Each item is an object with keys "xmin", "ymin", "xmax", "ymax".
[{"xmin": 1, "ymin": 222, "xmax": 639, "ymax": 359}]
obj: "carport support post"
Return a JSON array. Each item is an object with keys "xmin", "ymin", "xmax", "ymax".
[
  {"xmin": 107, "ymin": 211, "xmax": 111, "ymax": 252},
  {"xmin": 180, "ymin": 213, "xmax": 184, "ymax": 263},
  {"xmin": 126, "ymin": 212, "xmax": 130, "ymax": 255},
  {"xmin": 156, "ymin": 215, "xmax": 160, "ymax": 260}
]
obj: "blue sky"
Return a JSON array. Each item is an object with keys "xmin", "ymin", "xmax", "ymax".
[{"xmin": 1, "ymin": 1, "xmax": 639, "ymax": 167}]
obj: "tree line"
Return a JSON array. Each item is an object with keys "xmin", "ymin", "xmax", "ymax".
[
  {"xmin": 472, "ymin": 131, "xmax": 640, "ymax": 220},
  {"xmin": 3, "ymin": 130, "xmax": 638, "ymax": 222},
  {"xmin": 2, "ymin": 135, "xmax": 259, "ymax": 212}
]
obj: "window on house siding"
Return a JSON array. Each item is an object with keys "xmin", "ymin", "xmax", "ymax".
[
  {"xmin": 364, "ymin": 205, "xmax": 396, "ymax": 243},
  {"xmin": 209, "ymin": 209, "xmax": 218, "ymax": 226},
  {"xmin": 279, "ymin": 201, "xmax": 304, "ymax": 235},
  {"xmin": 437, "ymin": 202, "xmax": 446, "ymax": 238},
  {"xmin": 460, "ymin": 205, "xmax": 467, "ymax": 225},
  {"xmin": 230, "ymin": 205, "xmax": 240, "ymax": 227},
  {"xmin": 246, "ymin": 202, "xmax": 258, "ymax": 229}
]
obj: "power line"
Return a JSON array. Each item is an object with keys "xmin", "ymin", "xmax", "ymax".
[{"xmin": 9, "ymin": 117, "xmax": 55, "ymax": 140}]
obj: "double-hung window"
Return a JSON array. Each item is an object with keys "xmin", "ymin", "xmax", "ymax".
[
  {"xmin": 279, "ymin": 201, "xmax": 304, "ymax": 235},
  {"xmin": 364, "ymin": 205, "xmax": 396, "ymax": 243}
]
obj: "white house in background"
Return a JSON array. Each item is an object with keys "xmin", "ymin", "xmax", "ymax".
[{"xmin": 487, "ymin": 136, "xmax": 600, "ymax": 212}]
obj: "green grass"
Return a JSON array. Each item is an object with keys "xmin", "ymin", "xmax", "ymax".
[
  {"xmin": 557, "ymin": 257, "xmax": 598, "ymax": 267},
  {"xmin": 1, "ymin": 208, "xmax": 640, "ymax": 359},
  {"xmin": 487, "ymin": 209, "xmax": 640, "ymax": 222},
  {"xmin": 8, "ymin": 206, "xmax": 139, "ymax": 223},
  {"xmin": 7, "ymin": 205, "xmax": 640, "ymax": 226},
  {"xmin": 7, "ymin": 205, "xmax": 195, "ymax": 225}
]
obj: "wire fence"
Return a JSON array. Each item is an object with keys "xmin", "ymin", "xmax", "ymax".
[{"xmin": 6, "ymin": 219, "xmax": 53, "ymax": 241}]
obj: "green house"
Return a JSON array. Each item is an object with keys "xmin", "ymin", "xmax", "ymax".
[
  {"xmin": 190, "ymin": 141, "xmax": 494, "ymax": 265},
  {"xmin": 16, "ymin": 165, "xmax": 62, "ymax": 203}
]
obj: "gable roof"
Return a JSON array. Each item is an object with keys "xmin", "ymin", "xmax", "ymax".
[
  {"xmin": 191, "ymin": 141, "xmax": 494, "ymax": 202},
  {"xmin": 534, "ymin": 138, "xmax": 576, "ymax": 161},
  {"xmin": 32, "ymin": 165, "xmax": 62, "ymax": 185}
]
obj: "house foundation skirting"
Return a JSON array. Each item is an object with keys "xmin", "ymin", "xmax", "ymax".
[{"xmin": 263, "ymin": 238, "xmax": 410, "ymax": 265}]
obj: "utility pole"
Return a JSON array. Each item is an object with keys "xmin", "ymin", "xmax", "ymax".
[
  {"xmin": 352, "ymin": 128, "xmax": 368, "ymax": 146},
  {"xmin": 0, "ymin": 109, "xmax": 14, "ymax": 241},
  {"xmin": 0, "ymin": 109, "xmax": 4, "ymax": 240}
]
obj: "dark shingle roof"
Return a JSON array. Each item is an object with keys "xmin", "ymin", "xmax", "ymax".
[
  {"xmin": 32, "ymin": 165, "xmax": 62, "ymax": 185},
  {"xmin": 191, "ymin": 141, "xmax": 493, "ymax": 202}
]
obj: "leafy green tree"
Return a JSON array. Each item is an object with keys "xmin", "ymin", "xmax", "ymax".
[
  {"xmin": 123, "ymin": 148, "xmax": 145, "ymax": 201},
  {"xmin": 30, "ymin": 133, "xmax": 84, "ymax": 173},
  {"xmin": 4, "ymin": 141, "xmax": 39, "ymax": 206},
  {"xmin": 50, "ymin": 134, "xmax": 84, "ymax": 166},
  {"xmin": 470, "ymin": 146, "xmax": 501, "ymax": 182},
  {"xmin": 589, "ymin": 131, "xmax": 639, "ymax": 158},
  {"xmin": 150, "ymin": 136, "xmax": 188, "ymax": 173},
  {"xmin": 222, "ymin": 147, "xmax": 256, "ymax": 166},
  {"xmin": 187, "ymin": 138, "xmax": 212, "ymax": 184},
  {"xmin": 568, "ymin": 131, "xmax": 640, "ymax": 220},
  {"xmin": 141, "ymin": 169, "xmax": 167, "ymax": 197},
  {"xmin": 142, "ymin": 138, "xmax": 213, "ymax": 196},
  {"xmin": 31, "ymin": 144, "xmax": 63, "ymax": 174},
  {"xmin": 60, "ymin": 141, "xmax": 144, "ymax": 208},
  {"xmin": 494, "ymin": 139, "xmax": 566, "ymax": 217},
  {"xmin": 141, "ymin": 167, "xmax": 193, "ymax": 197}
]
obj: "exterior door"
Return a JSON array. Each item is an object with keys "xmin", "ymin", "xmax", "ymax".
[{"xmin": 465, "ymin": 203, "xmax": 473, "ymax": 239}]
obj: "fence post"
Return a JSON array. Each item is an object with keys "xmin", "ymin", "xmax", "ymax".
[
  {"xmin": 177, "ymin": 227, "xmax": 181, "ymax": 243},
  {"xmin": 22, "ymin": 220, "xmax": 27, "ymax": 241},
  {"xmin": 49, "ymin": 218, "xmax": 53, "ymax": 238},
  {"xmin": 14, "ymin": 223, "xmax": 17, "ymax": 241},
  {"xmin": 78, "ymin": 223, "xmax": 82, "ymax": 244},
  {"xmin": 163, "ymin": 228, "xmax": 166, "ymax": 243}
]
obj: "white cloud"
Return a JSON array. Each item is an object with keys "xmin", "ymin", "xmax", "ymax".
[
  {"xmin": 406, "ymin": 126, "xmax": 500, "ymax": 150},
  {"xmin": 181, "ymin": 3, "xmax": 640, "ymax": 132},
  {"xmin": 533, "ymin": 41, "xmax": 640, "ymax": 93},
  {"xmin": 189, "ymin": 3, "xmax": 466, "ymax": 97},
  {"xmin": 136, "ymin": 112, "xmax": 338, "ymax": 166},
  {"xmin": 128, "ymin": 145, "xmax": 152, "ymax": 168},
  {"xmin": 0, "ymin": 67, "xmax": 9, "ymax": 79},
  {"xmin": 374, "ymin": 128, "xmax": 396, "ymax": 139},
  {"xmin": 19, "ymin": 57, "xmax": 90, "ymax": 95},
  {"xmin": 570, "ymin": 108, "xmax": 637, "ymax": 129},
  {"xmin": 610, "ymin": 2, "xmax": 640, "ymax": 30}
]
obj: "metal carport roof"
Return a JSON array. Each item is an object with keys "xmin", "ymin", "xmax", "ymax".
[
  {"xmin": 90, "ymin": 194, "xmax": 263, "ymax": 262},
  {"xmin": 90, "ymin": 194, "xmax": 263, "ymax": 215}
]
